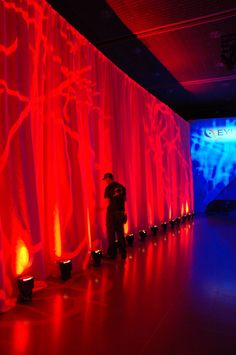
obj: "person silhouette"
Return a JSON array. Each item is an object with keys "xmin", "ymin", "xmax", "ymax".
[{"xmin": 102, "ymin": 173, "xmax": 127, "ymax": 259}]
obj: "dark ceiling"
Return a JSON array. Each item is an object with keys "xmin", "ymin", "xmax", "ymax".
[{"xmin": 47, "ymin": 0, "xmax": 236, "ymax": 120}]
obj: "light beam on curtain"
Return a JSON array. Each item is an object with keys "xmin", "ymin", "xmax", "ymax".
[{"xmin": 0, "ymin": 0, "xmax": 193, "ymax": 312}]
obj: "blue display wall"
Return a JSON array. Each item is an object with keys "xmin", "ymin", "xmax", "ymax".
[{"xmin": 191, "ymin": 118, "xmax": 236, "ymax": 213}]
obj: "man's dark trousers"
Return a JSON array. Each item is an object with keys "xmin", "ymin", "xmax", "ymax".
[{"xmin": 106, "ymin": 211, "xmax": 126, "ymax": 257}]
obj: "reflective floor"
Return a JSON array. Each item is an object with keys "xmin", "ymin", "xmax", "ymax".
[{"xmin": 1, "ymin": 215, "xmax": 236, "ymax": 355}]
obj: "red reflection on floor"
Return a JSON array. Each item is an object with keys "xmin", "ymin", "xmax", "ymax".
[
  {"xmin": 1, "ymin": 216, "xmax": 236, "ymax": 354},
  {"xmin": 12, "ymin": 320, "xmax": 30, "ymax": 354}
]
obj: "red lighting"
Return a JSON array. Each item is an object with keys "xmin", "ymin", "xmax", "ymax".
[{"xmin": 0, "ymin": 0, "xmax": 193, "ymax": 311}]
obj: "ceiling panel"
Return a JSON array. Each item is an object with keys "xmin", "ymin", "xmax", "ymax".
[
  {"xmin": 107, "ymin": 0, "xmax": 236, "ymax": 30},
  {"xmin": 47, "ymin": 0, "xmax": 236, "ymax": 119}
]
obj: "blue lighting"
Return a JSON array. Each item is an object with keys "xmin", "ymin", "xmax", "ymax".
[{"xmin": 191, "ymin": 118, "xmax": 236, "ymax": 212}]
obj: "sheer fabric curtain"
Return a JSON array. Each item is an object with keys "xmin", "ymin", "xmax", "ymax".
[{"xmin": 0, "ymin": 0, "xmax": 193, "ymax": 312}]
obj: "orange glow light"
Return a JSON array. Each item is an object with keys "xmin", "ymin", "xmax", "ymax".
[
  {"xmin": 54, "ymin": 206, "xmax": 62, "ymax": 258},
  {"xmin": 185, "ymin": 201, "xmax": 189, "ymax": 214},
  {"xmin": 181, "ymin": 203, "xmax": 184, "ymax": 216},
  {"xmin": 16, "ymin": 240, "xmax": 31, "ymax": 276},
  {"xmin": 124, "ymin": 220, "xmax": 129, "ymax": 235},
  {"xmin": 87, "ymin": 208, "xmax": 92, "ymax": 250},
  {"xmin": 169, "ymin": 205, "xmax": 172, "ymax": 220}
]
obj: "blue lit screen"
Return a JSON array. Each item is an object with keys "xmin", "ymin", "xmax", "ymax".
[{"xmin": 191, "ymin": 118, "xmax": 236, "ymax": 212}]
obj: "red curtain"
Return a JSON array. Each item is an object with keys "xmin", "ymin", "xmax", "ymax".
[{"xmin": 0, "ymin": 0, "xmax": 193, "ymax": 312}]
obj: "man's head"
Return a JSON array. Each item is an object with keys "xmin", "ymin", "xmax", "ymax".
[{"xmin": 102, "ymin": 172, "xmax": 114, "ymax": 185}]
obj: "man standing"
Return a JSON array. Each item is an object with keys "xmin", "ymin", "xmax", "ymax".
[{"xmin": 103, "ymin": 173, "xmax": 127, "ymax": 259}]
